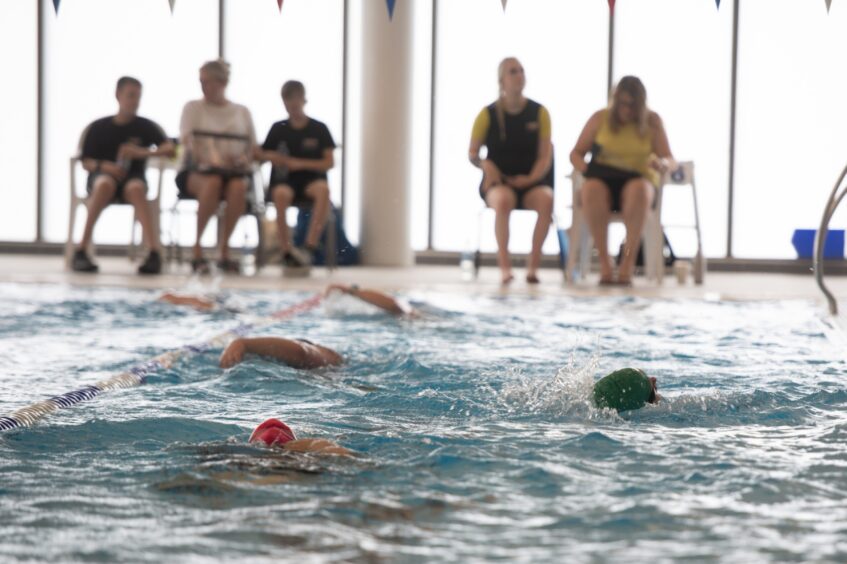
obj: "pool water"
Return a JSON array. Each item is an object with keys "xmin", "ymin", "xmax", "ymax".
[{"xmin": 1, "ymin": 283, "xmax": 846, "ymax": 562}]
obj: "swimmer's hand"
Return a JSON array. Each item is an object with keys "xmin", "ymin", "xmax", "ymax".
[
  {"xmin": 324, "ymin": 283, "xmax": 351, "ymax": 297},
  {"xmin": 220, "ymin": 338, "xmax": 246, "ymax": 368},
  {"xmin": 283, "ymin": 438, "xmax": 353, "ymax": 457}
]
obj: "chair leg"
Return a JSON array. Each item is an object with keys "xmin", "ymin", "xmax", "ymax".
[{"xmin": 65, "ymin": 198, "xmax": 79, "ymax": 270}]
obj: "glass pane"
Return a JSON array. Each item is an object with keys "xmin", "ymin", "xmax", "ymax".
[
  {"xmin": 614, "ymin": 0, "xmax": 733, "ymax": 259},
  {"xmin": 734, "ymin": 0, "xmax": 847, "ymax": 258},
  {"xmin": 432, "ymin": 0, "xmax": 608, "ymax": 253},
  {"xmin": 42, "ymin": 0, "xmax": 218, "ymax": 244},
  {"xmin": 0, "ymin": 1, "xmax": 37, "ymax": 242}
]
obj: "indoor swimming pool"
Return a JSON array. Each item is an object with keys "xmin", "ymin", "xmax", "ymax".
[{"xmin": 0, "ymin": 283, "xmax": 845, "ymax": 562}]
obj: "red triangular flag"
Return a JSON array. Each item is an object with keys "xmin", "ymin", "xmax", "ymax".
[
  {"xmin": 826, "ymin": 0, "xmax": 833, "ymax": 13},
  {"xmin": 608, "ymin": 0, "xmax": 615, "ymax": 14},
  {"xmin": 386, "ymin": 0, "xmax": 396, "ymax": 20},
  {"xmin": 168, "ymin": 0, "xmax": 176, "ymax": 14},
  {"xmin": 277, "ymin": 0, "xmax": 283, "ymax": 12},
  {"xmin": 53, "ymin": 0, "xmax": 60, "ymax": 14},
  {"xmin": 501, "ymin": 0, "xmax": 507, "ymax": 11}
]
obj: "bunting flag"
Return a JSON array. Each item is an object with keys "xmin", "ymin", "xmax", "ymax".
[
  {"xmin": 501, "ymin": 0, "xmax": 508, "ymax": 11},
  {"xmin": 52, "ymin": 0, "xmax": 60, "ymax": 14},
  {"xmin": 168, "ymin": 0, "xmax": 176, "ymax": 14},
  {"xmin": 826, "ymin": 0, "xmax": 832, "ymax": 12},
  {"xmin": 715, "ymin": 0, "xmax": 721, "ymax": 9},
  {"xmin": 277, "ymin": 0, "xmax": 283, "ymax": 11},
  {"xmin": 386, "ymin": 0, "xmax": 397, "ymax": 20},
  {"xmin": 608, "ymin": 0, "xmax": 615, "ymax": 14}
]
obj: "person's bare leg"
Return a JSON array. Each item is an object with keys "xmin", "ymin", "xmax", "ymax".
[
  {"xmin": 220, "ymin": 178, "xmax": 248, "ymax": 261},
  {"xmin": 271, "ymin": 185, "xmax": 295, "ymax": 254},
  {"xmin": 618, "ymin": 178, "xmax": 653, "ymax": 282},
  {"xmin": 78, "ymin": 177, "xmax": 117, "ymax": 249},
  {"xmin": 522, "ymin": 187, "xmax": 554, "ymax": 280},
  {"xmin": 485, "ymin": 186, "xmax": 517, "ymax": 283},
  {"xmin": 304, "ymin": 180, "xmax": 330, "ymax": 249},
  {"xmin": 580, "ymin": 179, "xmax": 614, "ymax": 282},
  {"xmin": 123, "ymin": 180, "xmax": 160, "ymax": 251},
  {"xmin": 187, "ymin": 174, "xmax": 223, "ymax": 261}
]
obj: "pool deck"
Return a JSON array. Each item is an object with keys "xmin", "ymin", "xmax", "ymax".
[{"xmin": 0, "ymin": 254, "xmax": 845, "ymax": 305}]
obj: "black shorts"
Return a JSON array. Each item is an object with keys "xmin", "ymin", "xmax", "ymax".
[
  {"xmin": 86, "ymin": 173, "xmax": 147, "ymax": 203},
  {"xmin": 266, "ymin": 177, "xmax": 326, "ymax": 207},
  {"xmin": 478, "ymin": 182, "xmax": 552, "ymax": 211},
  {"xmin": 175, "ymin": 170, "xmax": 250, "ymax": 200},
  {"xmin": 583, "ymin": 163, "xmax": 644, "ymax": 213}
]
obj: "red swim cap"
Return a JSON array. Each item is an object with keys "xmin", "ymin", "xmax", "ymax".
[{"xmin": 249, "ymin": 418, "xmax": 296, "ymax": 447}]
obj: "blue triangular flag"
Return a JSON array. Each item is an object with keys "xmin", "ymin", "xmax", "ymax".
[
  {"xmin": 53, "ymin": 0, "xmax": 60, "ymax": 14},
  {"xmin": 386, "ymin": 0, "xmax": 396, "ymax": 20},
  {"xmin": 715, "ymin": 0, "xmax": 721, "ymax": 8}
]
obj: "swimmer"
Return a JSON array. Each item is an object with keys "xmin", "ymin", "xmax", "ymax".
[
  {"xmin": 220, "ymin": 337, "xmax": 342, "ymax": 369},
  {"xmin": 159, "ymin": 292, "xmax": 215, "ymax": 310},
  {"xmin": 593, "ymin": 368, "xmax": 660, "ymax": 412},
  {"xmin": 250, "ymin": 418, "xmax": 352, "ymax": 456},
  {"xmin": 324, "ymin": 283, "xmax": 417, "ymax": 317}
]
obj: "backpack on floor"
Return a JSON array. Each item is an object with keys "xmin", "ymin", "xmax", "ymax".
[{"xmin": 293, "ymin": 206, "xmax": 359, "ymax": 266}]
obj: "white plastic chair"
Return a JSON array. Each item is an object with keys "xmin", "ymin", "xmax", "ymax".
[
  {"xmin": 566, "ymin": 168, "xmax": 666, "ymax": 284},
  {"xmin": 64, "ymin": 127, "xmax": 166, "ymax": 269},
  {"xmin": 662, "ymin": 161, "xmax": 705, "ymax": 284}
]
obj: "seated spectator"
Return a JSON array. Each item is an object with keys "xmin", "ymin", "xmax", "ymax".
[
  {"xmin": 569, "ymin": 76, "xmax": 674, "ymax": 286},
  {"xmin": 177, "ymin": 59, "xmax": 257, "ymax": 275},
  {"xmin": 468, "ymin": 58, "xmax": 554, "ymax": 286},
  {"xmin": 73, "ymin": 76, "xmax": 175, "ymax": 274},
  {"xmin": 258, "ymin": 80, "xmax": 335, "ymax": 270}
]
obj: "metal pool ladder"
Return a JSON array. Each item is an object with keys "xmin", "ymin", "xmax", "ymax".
[{"xmin": 816, "ymin": 164, "xmax": 847, "ymax": 315}]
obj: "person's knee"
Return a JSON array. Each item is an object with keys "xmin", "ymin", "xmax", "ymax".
[
  {"xmin": 531, "ymin": 189, "xmax": 554, "ymax": 216},
  {"xmin": 123, "ymin": 181, "xmax": 147, "ymax": 202},
  {"xmin": 226, "ymin": 180, "xmax": 248, "ymax": 201},
  {"xmin": 623, "ymin": 180, "xmax": 652, "ymax": 210},
  {"xmin": 487, "ymin": 189, "xmax": 515, "ymax": 214},
  {"xmin": 307, "ymin": 181, "xmax": 330, "ymax": 202},
  {"xmin": 272, "ymin": 186, "xmax": 294, "ymax": 209},
  {"xmin": 92, "ymin": 177, "xmax": 117, "ymax": 199},
  {"xmin": 581, "ymin": 181, "xmax": 608, "ymax": 207}
]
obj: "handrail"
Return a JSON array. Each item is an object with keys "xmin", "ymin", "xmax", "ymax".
[{"xmin": 815, "ymin": 164, "xmax": 847, "ymax": 315}]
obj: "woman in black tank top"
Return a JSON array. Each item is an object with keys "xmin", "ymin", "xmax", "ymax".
[{"xmin": 468, "ymin": 58, "xmax": 554, "ymax": 285}]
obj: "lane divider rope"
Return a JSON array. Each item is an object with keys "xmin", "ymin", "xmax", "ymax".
[{"xmin": 0, "ymin": 293, "xmax": 323, "ymax": 432}]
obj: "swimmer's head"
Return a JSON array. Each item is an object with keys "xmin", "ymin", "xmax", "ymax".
[
  {"xmin": 647, "ymin": 376, "xmax": 658, "ymax": 404},
  {"xmin": 249, "ymin": 418, "xmax": 296, "ymax": 447}
]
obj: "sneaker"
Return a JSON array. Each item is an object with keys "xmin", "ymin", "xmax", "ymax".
[
  {"xmin": 71, "ymin": 249, "xmax": 99, "ymax": 273},
  {"xmin": 283, "ymin": 247, "xmax": 313, "ymax": 268},
  {"xmin": 137, "ymin": 250, "xmax": 162, "ymax": 275}
]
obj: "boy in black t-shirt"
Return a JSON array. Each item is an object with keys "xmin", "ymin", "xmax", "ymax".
[
  {"xmin": 258, "ymin": 81, "xmax": 336, "ymax": 269},
  {"xmin": 74, "ymin": 76, "xmax": 175, "ymax": 274}
]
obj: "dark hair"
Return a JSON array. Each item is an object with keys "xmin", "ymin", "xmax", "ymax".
[
  {"xmin": 116, "ymin": 76, "xmax": 142, "ymax": 91},
  {"xmin": 281, "ymin": 80, "xmax": 306, "ymax": 100}
]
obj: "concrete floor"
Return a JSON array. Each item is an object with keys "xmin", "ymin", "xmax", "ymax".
[{"xmin": 0, "ymin": 254, "xmax": 843, "ymax": 305}]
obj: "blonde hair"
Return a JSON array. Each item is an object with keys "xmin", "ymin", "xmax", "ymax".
[
  {"xmin": 494, "ymin": 57, "xmax": 523, "ymax": 142},
  {"xmin": 609, "ymin": 75, "xmax": 649, "ymax": 137},
  {"xmin": 200, "ymin": 59, "xmax": 231, "ymax": 83}
]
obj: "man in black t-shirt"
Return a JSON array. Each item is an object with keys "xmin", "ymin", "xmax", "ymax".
[
  {"xmin": 258, "ymin": 81, "xmax": 336, "ymax": 269},
  {"xmin": 74, "ymin": 76, "xmax": 175, "ymax": 274}
]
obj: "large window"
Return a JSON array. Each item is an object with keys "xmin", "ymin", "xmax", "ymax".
[
  {"xmin": 42, "ymin": 0, "xmax": 218, "ymax": 244},
  {"xmin": 0, "ymin": 2, "xmax": 37, "ymax": 241},
  {"xmin": 614, "ymin": 0, "xmax": 733, "ymax": 259},
  {"xmin": 431, "ymin": 0, "xmax": 609, "ymax": 253},
  {"xmin": 733, "ymin": 1, "xmax": 847, "ymax": 258}
]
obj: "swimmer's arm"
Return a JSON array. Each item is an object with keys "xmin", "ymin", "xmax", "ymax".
[
  {"xmin": 283, "ymin": 438, "xmax": 353, "ymax": 457},
  {"xmin": 159, "ymin": 292, "xmax": 215, "ymax": 311},
  {"xmin": 220, "ymin": 337, "xmax": 342, "ymax": 369},
  {"xmin": 325, "ymin": 284, "xmax": 408, "ymax": 316}
]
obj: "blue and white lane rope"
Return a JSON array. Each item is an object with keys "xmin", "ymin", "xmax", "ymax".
[{"xmin": 0, "ymin": 293, "xmax": 324, "ymax": 432}]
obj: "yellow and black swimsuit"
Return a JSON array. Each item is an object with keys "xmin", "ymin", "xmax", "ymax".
[{"xmin": 472, "ymin": 99, "xmax": 553, "ymax": 209}]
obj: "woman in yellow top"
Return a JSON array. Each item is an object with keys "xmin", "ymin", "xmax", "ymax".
[
  {"xmin": 468, "ymin": 58, "xmax": 554, "ymax": 285},
  {"xmin": 570, "ymin": 76, "xmax": 674, "ymax": 285}
]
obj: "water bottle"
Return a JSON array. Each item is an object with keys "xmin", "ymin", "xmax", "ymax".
[
  {"xmin": 460, "ymin": 251, "xmax": 475, "ymax": 281},
  {"xmin": 241, "ymin": 233, "xmax": 257, "ymax": 277},
  {"xmin": 274, "ymin": 141, "xmax": 289, "ymax": 182}
]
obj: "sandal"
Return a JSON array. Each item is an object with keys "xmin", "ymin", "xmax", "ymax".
[
  {"xmin": 191, "ymin": 257, "xmax": 211, "ymax": 275},
  {"xmin": 526, "ymin": 274, "xmax": 540, "ymax": 285}
]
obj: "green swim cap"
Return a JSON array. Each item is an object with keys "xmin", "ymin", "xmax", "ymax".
[{"xmin": 592, "ymin": 368, "xmax": 653, "ymax": 412}]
